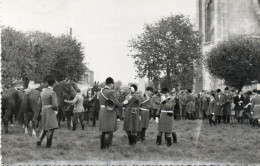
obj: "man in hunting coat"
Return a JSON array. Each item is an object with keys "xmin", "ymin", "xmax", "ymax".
[
  {"xmin": 37, "ymin": 76, "xmax": 59, "ymax": 148},
  {"xmin": 98, "ymin": 77, "xmax": 122, "ymax": 149},
  {"xmin": 139, "ymin": 87, "xmax": 153, "ymax": 141},
  {"xmin": 155, "ymin": 87, "xmax": 177, "ymax": 146}
]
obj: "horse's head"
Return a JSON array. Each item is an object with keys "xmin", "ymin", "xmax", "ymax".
[{"xmin": 91, "ymin": 84, "xmax": 101, "ymax": 96}]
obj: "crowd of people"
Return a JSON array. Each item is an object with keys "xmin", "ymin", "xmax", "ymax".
[{"xmin": 36, "ymin": 76, "xmax": 260, "ymax": 149}]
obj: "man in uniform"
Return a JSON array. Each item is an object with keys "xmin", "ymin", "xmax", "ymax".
[
  {"xmin": 98, "ymin": 77, "xmax": 122, "ymax": 149},
  {"xmin": 223, "ymin": 87, "xmax": 233, "ymax": 124},
  {"xmin": 155, "ymin": 87, "xmax": 177, "ymax": 146},
  {"xmin": 139, "ymin": 87, "xmax": 153, "ymax": 141},
  {"xmin": 37, "ymin": 75, "xmax": 59, "ymax": 148}
]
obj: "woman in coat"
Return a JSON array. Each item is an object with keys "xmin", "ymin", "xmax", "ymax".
[
  {"xmin": 123, "ymin": 84, "xmax": 142, "ymax": 145},
  {"xmin": 37, "ymin": 76, "xmax": 59, "ymax": 148},
  {"xmin": 233, "ymin": 90, "xmax": 245, "ymax": 124}
]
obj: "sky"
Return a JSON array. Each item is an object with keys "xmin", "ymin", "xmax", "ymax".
[{"xmin": 2, "ymin": 0, "xmax": 197, "ymax": 85}]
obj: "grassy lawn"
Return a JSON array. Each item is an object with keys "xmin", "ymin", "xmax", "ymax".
[{"xmin": 1, "ymin": 119, "xmax": 260, "ymax": 165}]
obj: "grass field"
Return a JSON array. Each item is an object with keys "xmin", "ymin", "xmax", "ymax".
[{"xmin": 1, "ymin": 119, "xmax": 260, "ymax": 165}]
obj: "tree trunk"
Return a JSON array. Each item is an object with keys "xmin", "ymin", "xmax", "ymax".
[
  {"xmin": 166, "ymin": 63, "xmax": 171, "ymax": 89},
  {"xmin": 22, "ymin": 77, "xmax": 30, "ymax": 89}
]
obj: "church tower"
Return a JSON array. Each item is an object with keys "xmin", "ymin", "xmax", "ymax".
[{"xmin": 195, "ymin": 0, "xmax": 260, "ymax": 91}]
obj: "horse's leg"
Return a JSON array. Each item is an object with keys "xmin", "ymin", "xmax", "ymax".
[
  {"xmin": 24, "ymin": 120, "xmax": 29, "ymax": 135},
  {"xmin": 66, "ymin": 111, "xmax": 71, "ymax": 129},
  {"xmin": 3, "ymin": 109, "xmax": 11, "ymax": 133},
  {"xmin": 10, "ymin": 114, "xmax": 14, "ymax": 127},
  {"xmin": 32, "ymin": 113, "xmax": 38, "ymax": 137}
]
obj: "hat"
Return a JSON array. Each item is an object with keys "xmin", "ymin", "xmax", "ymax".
[
  {"xmin": 104, "ymin": 99, "xmax": 115, "ymax": 111},
  {"xmin": 224, "ymin": 87, "xmax": 229, "ymax": 91},
  {"xmin": 105, "ymin": 77, "xmax": 114, "ymax": 85},
  {"xmin": 217, "ymin": 89, "xmax": 221, "ymax": 93},
  {"xmin": 130, "ymin": 84, "xmax": 137, "ymax": 91},
  {"xmin": 161, "ymin": 87, "xmax": 169, "ymax": 94},
  {"xmin": 187, "ymin": 89, "xmax": 192, "ymax": 93}
]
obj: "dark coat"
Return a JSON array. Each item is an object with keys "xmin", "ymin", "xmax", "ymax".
[
  {"xmin": 140, "ymin": 94, "xmax": 152, "ymax": 128},
  {"xmin": 157, "ymin": 97, "xmax": 176, "ymax": 133},
  {"xmin": 223, "ymin": 93, "xmax": 233, "ymax": 116},
  {"xmin": 207, "ymin": 99, "xmax": 217, "ymax": 115},
  {"xmin": 215, "ymin": 93, "xmax": 225, "ymax": 116},
  {"xmin": 233, "ymin": 95, "xmax": 245, "ymax": 118},
  {"xmin": 39, "ymin": 88, "xmax": 59, "ymax": 130},
  {"xmin": 98, "ymin": 87, "xmax": 121, "ymax": 132},
  {"xmin": 186, "ymin": 94, "xmax": 196, "ymax": 113},
  {"xmin": 123, "ymin": 93, "xmax": 142, "ymax": 132}
]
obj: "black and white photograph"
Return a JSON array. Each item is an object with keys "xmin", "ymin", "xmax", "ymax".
[{"xmin": 1, "ymin": 0, "xmax": 260, "ymax": 165}]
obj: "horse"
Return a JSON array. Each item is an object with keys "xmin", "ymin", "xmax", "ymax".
[
  {"xmin": 17, "ymin": 80, "xmax": 79, "ymax": 136},
  {"xmin": 83, "ymin": 83, "xmax": 101, "ymax": 126},
  {"xmin": 54, "ymin": 80, "xmax": 80, "ymax": 129},
  {"xmin": 2, "ymin": 89, "xmax": 24, "ymax": 133}
]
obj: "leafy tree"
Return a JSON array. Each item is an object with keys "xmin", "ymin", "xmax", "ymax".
[
  {"xmin": 206, "ymin": 37, "xmax": 260, "ymax": 90},
  {"xmin": 51, "ymin": 35, "xmax": 86, "ymax": 82},
  {"xmin": 1, "ymin": 26, "xmax": 87, "ymax": 89},
  {"xmin": 1, "ymin": 26, "xmax": 36, "ymax": 89},
  {"xmin": 128, "ymin": 14, "xmax": 201, "ymax": 90}
]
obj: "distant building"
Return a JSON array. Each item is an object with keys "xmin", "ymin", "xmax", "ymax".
[
  {"xmin": 195, "ymin": 0, "xmax": 260, "ymax": 91},
  {"xmin": 79, "ymin": 68, "xmax": 94, "ymax": 86}
]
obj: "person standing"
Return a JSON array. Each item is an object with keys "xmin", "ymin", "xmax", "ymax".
[
  {"xmin": 223, "ymin": 87, "xmax": 233, "ymax": 124},
  {"xmin": 234, "ymin": 90, "xmax": 245, "ymax": 124},
  {"xmin": 215, "ymin": 89, "xmax": 225, "ymax": 124},
  {"xmin": 179, "ymin": 91, "xmax": 188, "ymax": 120},
  {"xmin": 139, "ymin": 87, "xmax": 153, "ymax": 141},
  {"xmin": 186, "ymin": 89, "xmax": 196, "ymax": 120},
  {"xmin": 251, "ymin": 90, "xmax": 260, "ymax": 127},
  {"xmin": 123, "ymin": 84, "xmax": 142, "ymax": 145},
  {"xmin": 152, "ymin": 92, "xmax": 160, "ymax": 121},
  {"xmin": 37, "ymin": 76, "xmax": 59, "ymax": 148},
  {"xmin": 201, "ymin": 91, "xmax": 210, "ymax": 120},
  {"xmin": 98, "ymin": 77, "xmax": 122, "ymax": 149},
  {"xmin": 207, "ymin": 93, "xmax": 217, "ymax": 125},
  {"xmin": 64, "ymin": 89, "xmax": 85, "ymax": 131},
  {"xmin": 155, "ymin": 87, "xmax": 176, "ymax": 146}
]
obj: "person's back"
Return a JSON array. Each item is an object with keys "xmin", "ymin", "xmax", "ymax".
[
  {"xmin": 40, "ymin": 88, "xmax": 58, "ymax": 108},
  {"xmin": 74, "ymin": 93, "xmax": 84, "ymax": 113}
]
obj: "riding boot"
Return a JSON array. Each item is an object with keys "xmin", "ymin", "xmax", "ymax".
[
  {"xmin": 67, "ymin": 121, "xmax": 71, "ymax": 129},
  {"xmin": 81, "ymin": 124, "xmax": 85, "ymax": 130},
  {"xmin": 136, "ymin": 132, "xmax": 140, "ymax": 142},
  {"xmin": 109, "ymin": 132, "xmax": 113, "ymax": 146},
  {"xmin": 141, "ymin": 128, "xmax": 146, "ymax": 141},
  {"xmin": 172, "ymin": 132, "xmax": 177, "ymax": 143},
  {"xmin": 132, "ymin": 135, "xmax": 137, "ymax": 145},
  {"xmin": 37, "ymin": 130, "xmax": 47, "ymax": 146},
  {"xmin": 104, "ymin": 133, "xmax": 110, "ymax": 149},
  {"xmin": 156, "ymin": 135, "xmax": 162, "ymax": 145},
  {"xmin": 101, "ymin": 133, "xmax": 105, "ymax": 149},
  {"xmin": 128, "ymin": 134, "xmax": 133, "ymax": 145},
  {"xmin": 167, "ymin": 137, "xmax": 172, "ymax": 147},
  {"xmin": 227, "ymin": 116, "xmax": 230, "ymax": 124},
  {"xmin": 46, "ymin": 130, "xmax": 54, "ymax": 148},
  {"xmin": 73, "ymin": 122, "xmax": 77, "ymax": 131}
]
